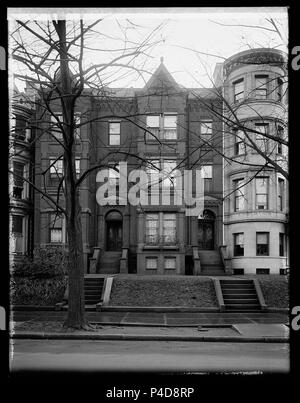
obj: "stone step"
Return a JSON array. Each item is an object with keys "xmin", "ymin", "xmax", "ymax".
[
  {"xmin": 222, "ymin": 292, "xmax": 257, "ymax": 298},
  {"xmin": 220, "ymin": 280, "xmax": 253, "ymax": 284},
  {"xmin": 225, "ymin": 304, "xmax": 261, "ymax": 309},
  {"xmin": 221, "ymin": 284, "xmax": 255, "ymax": 289},
  {"xmin": 223, "ymin": 298, "xmax": 259, "ymax": 304}
]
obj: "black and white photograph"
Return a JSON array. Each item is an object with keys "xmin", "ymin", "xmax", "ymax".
[{"xmin": 3, "ymin": 4, "xmax": 299, "ymax": 387}]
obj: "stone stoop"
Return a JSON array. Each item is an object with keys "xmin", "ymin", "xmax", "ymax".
[
  {"xmin": 220, "ymin": 279, "xmax": 261, "ymax": 312},
  {"xmin": 198, "ymin": 250, "xmax": 225, "ymax": 275}
]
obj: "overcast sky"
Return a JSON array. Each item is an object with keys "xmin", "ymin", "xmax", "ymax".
[{"xmin": 9, "ymin": 7, "xmax": 288, "ymax": 90}]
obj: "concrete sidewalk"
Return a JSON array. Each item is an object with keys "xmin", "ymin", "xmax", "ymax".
[{"xmin": 10, "ymin": 310, "xmax": 289, "ymax": 343}]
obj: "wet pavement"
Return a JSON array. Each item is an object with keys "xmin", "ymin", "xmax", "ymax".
[{"xmin": 11, "ymin": 310, "xmax": 288, "ymax": 327}]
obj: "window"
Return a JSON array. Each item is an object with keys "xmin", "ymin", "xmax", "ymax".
[
  {"xmin": 164, "ymin": 257, "xmax": 176, "ymax": 272},
  {"xmin": 145, "ymin": 214, "xmax": 159, "ymax": 244},
  {"xmin": 147, "ymin": 159, "xmax": 177, "ymax": 190},
  {"xmin": 278, "ymin": 178, "xmax": 284, "ymax": 211},
  {"xmin": 146, "ymin": 257, "xmax": 158, "ymax": 271},
  {"xmin": 162, "ymin": 214, "xmax": 176, "ymax": 244},
  {"xmin": 162, "ymin": 160, "xmax": 177, "ymax": 188},
  {"xmin": 12, "ymin": 215, "xmax": 23, "ymax": 234},
  {"xmin": 50, "ymin": 159, "xmax": 63, "ymax": 178},
  {"xmin": 255, "ymin": 177, "xmax": 269, "ymax": 210},
  {"xmin": 200, "ymin": 121, "xmax": 213, "ymax": 145},
  {"xmin": 13, "ymin": 161, "xmax": 24, "ymax": 199},
  {"xmin": 163, "ymin": 115, "xmax": 177, "ymax": 140},
  {"xmin": 146, "ymin": 114, "xmax": 177, "ymax": 141},
  {"xmin": 51, "ymin": 114, "xmax": 63, "ymax": 140},
  {"xmin": 277, "ymin": 126, "xmax": 284, "ymax": 154},
  {"xmin": 201, "ymin": 165, "xmax": 212, "ymax": 193},
  {"xmin": 145, "ymin": 213, "xmax": 176, "ymax": 245},
  {"xmin": 233, "ymin": 79, "xmax": 244, "ymax": 102},
  {"xmin": 50, "ymin": 213, "xmax": 63, "ymax": 243},
  {"xmin": 109, "ymin": 122, "xmax": 120, "ymax": 145},
  {"xmin": 277, "ymin": 78, "xmax": 283, "ymax": 101},
  {"xmin": 233, "ymin": 269, "xmax": 244, "ymax": 275},
  {"xmin": 279, "ymin": 233, "xmax": 285, "ymax": 256},
  {"xmin": 255, "ymin": 123, "xmax": 269, "ymax": 152},
  {"xmin": 108, "ymin": 164, "xmax": 120, "ymax": 187},
  {"xmin": 234, "ymin": 233, "xmax": 244, "ymax": 256},
  {"xmin": 256, "ymin": 232, "xmax": 269, "ymax": 256},
  {"xmin": 14, "ymin": 115, "xmax": 27, "ymax": 140},
  {"xmin": 74, "ymin": 113, "xmax": 81, "ymax": 139},
  {"xmin": 75, "ymin": 159, "xmax": 80, "ymax": 179},
  {"xmin": 233, "ymin": 178, "xmax": 245, "ymax": 211},
  {"xmin": 234, "ymin": 129, "xmax": 246, "ymax": 155},
  {"xmin": 255, "ymin": 75, "xmax": 268, "ymax": 99},
  {"xmin": 256, "ymin": 268, "xmax": 270, "ymax": 275}
]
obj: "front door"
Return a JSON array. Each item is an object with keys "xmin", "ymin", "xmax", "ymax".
[
  {"xmin": 198, "ymin": 220, "xmax": 214, "ymax": 249},
  {"xmin": 106, "ymin": 221, "xmax": 122, "ymax": 251}
]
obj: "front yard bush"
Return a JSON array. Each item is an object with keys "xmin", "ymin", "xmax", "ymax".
[{"xmin": 11, "ymin": 246, "xmax": 69, "ymax": 305}]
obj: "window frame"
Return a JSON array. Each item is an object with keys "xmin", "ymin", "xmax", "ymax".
[
  {"xmin": 278, "ymin": 178, "xmax": 284, "ymax": 211},
  {"xmin": 233, "ymin": 178, "xmax": 245, "ymax": 211},
  {"xmin": 279, "ymin": 232, "xmax": 285, "ymax": 257},
  {"xmin": 233, "ymin": 233, "xmax": 244, "ymax": 256},
  {"xmin": 145, "ymin": 212, "xmax": 177, "ymax": 245},
  {"xmin": 49, "ymin": 158, "xmax": 63, "ymax": 178},
  {"xmin": 146, "ymin": 113, "xmax": 177, "ymax": 141},
  {"xmin": 233, "ymin": 78, "xmax": 244, "ymax": 102},
  {"xmin": 256, "ymin": 232, "xmax": 269, "ymax": 256},
  {"xmin": 255, "ymin": 177, "xmax": 269, "ymax": 210},
  {"xmin": 108, "ymin": 121, "xmax": 121, "ymax": 146},
  {"xmin": 254, "ymin": 75, "xmax": 268, "ymax": 99},
  {"xmin": 49, "ymin": 213, "xmax": 64, "ymax": 244}
]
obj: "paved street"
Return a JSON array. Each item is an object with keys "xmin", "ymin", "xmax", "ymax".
[{"xmin": 11, "ymin": 339, "xmax": 289, "ymax": 373}]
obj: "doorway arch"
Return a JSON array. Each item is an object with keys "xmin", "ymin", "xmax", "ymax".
[
  {"xmin": 105, "ymin": 210, "xmax": 123, "ymax": 251},
  {"xmin": 198, "ymin": 209, "xmax": 215, "ymax": 250}
]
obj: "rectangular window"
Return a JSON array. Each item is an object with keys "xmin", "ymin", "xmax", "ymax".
[
  {"xmin": 162, "ymin": 160, "xmax": 177, "ymax": 188},
  {"xmin": 109, "ymin": 122, "xmax": 120, "ymax": 145},
  {"xmin": 146, "ymin": 114, "xmax": 177, "ymax": 141},
  {"xmin": 201, "ymin": 165, "xmax": 212, "ymax": 193},
  {"xmin": 145, "ymin": 214, "xmax": 159, "ymax": 244},
  {"xmin": 234, "ymin": 129, "xmax": 246, "ymax": 155},
  {"xmin": 75, "ymin": 159, "xmax": 80, "ymax": 179},
  {"xmin": 234, "ymin": 233, "xmax": 244, "ymax": 256},
  {"xmin": 234, "ymin": 178, "xmax": 245, "ymax": 211},
  {"xmin": 233, "ymin": 79, "xmax": 244, "ymax": 102},
  {"xmin": 13, "ymin": 161, "xmax": 24, "ymax": 199},
  {"xmin": 164, "ymin": 257, "xmax": 176, "ymax": 272},
  {"xmin": 277, "ymin": 78, "xmax": 283, "ymax": 101},
  {"xmin": 12, "ymin": 215, "xmax": 23, "ymax": 234},
  {"xmin": 200, "ymin": 120, "xmax": 213, "ymax": 146},
  {"xmin": 256, "ymin": 268, "xmax": 270, "ymax": 275},
  {"xmin": 256, "ymin": 232, "xmax": 269, "ymax": 256},
  {"xmin": 255, "ymin": 75, "xmax": 268, "ymax": 99},
  {"xmin": 255, "ymin": 177, "xmax": 269, "ymax": 210},
  {"xmin": 162, "ymin": 214, "xmax": 176, "ymax": 244},
  {"xmin": 255, "ymin": 123, "xmax": 269, "ymax": 152},
  {"xmin": 50, "ymin": 213, "xmax": 63, "ymax": 243},
  {"xmin": 146, "ymin": 257, "xmax": 158, "ymax": 271},
  {"xmin": 279, "ymin": 233, "xmax": 285, "ymax": 256},
  {"xmin": 74, "ymin": 113, "xmax": 81, "ymax": 139},
  {"xmin": 278, "ymin": 178, "xmax": 284, "ymax": 211},
  {"xmin": 50, "ymin": 158, "xmax": 63, "ymax": 178},
  {"xmin": 51, "ymin": 114, "xmax": 63, "ymax": 140},
  {"xmin": 14, "ymin": 115, "xmax": 27, "ymax": 140},
  {"xmin": 233, "ymin": 268, "xmax": 244, "ymax": 275},
  {"xmin": 277, "ymin": 126, "xmax": 284, "ymax": 154},
  {"xmin": 145, "ymin": 213, "xmax": 176, "ymax": 245},
  {"xmin": 108, "ymin": 164, "xmax": 120, "ymax": 187},
  {"xmin": 163, "ymin": 115, "xmax": 177, "ymax": 140}
]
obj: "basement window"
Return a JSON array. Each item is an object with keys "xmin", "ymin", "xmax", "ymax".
[
  {"xmin": 233, "ymin": 269, "xmax": 244, "ymax": 275},
  {"xmin": 256, "ymin": 268, "xmax": 270, "ymax": 275}
]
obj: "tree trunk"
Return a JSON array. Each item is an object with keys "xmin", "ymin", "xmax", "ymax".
[{"xmin": 64, "ymin": 198, "xmax": 87, "ymax": 329}]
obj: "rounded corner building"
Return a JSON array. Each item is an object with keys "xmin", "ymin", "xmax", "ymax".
[{"xmin": 219, "ymin": 48, "xmax": 289, "ymax": 275}]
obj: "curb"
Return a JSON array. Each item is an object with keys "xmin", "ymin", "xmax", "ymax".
[{"xmin": 11, "ymin": 332, "xmax": 289, "ymax": 343}]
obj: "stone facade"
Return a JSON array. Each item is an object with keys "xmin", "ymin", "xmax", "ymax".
[{"xmin": 11, "ymin": 48, "xmax": 289, "ymax": 275}]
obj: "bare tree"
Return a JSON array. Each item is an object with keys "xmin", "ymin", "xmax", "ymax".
[{"xmin": 10, "ymin": 17, "xmax": 166, "ymax": 329}]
